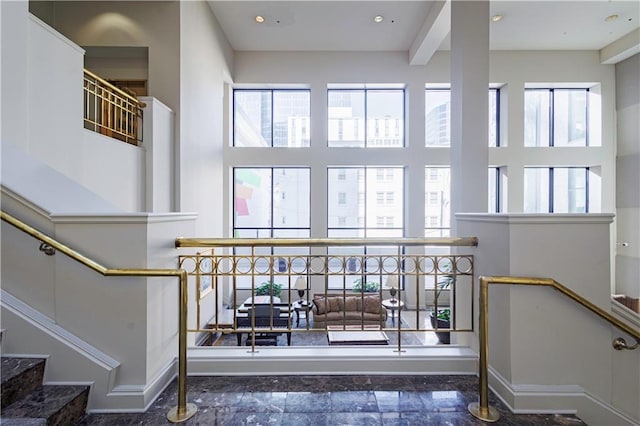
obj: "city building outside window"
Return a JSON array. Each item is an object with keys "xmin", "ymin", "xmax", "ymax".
[
  {"xmin": 424, "ymin": 167, "xmax": 450, "ymax": 237},
  {"xmin": 426, "ymin": 87, "xmax": 500, "ymax": 147},
  {"xmin": 233, "ymin": 89, "xmax": 311, "ymax": 147},
  {"xmin": 328, "ymin": 89, "xmax": 404, "ymax": 147},
  {"xmin": 233, "ymin": 167, "xmax": 310, "ymax": 288}
]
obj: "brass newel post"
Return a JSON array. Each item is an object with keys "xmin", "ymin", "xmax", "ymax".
[
  {"xmin": 468, "ymin": 276, "xmax": 500, "ymax": 422},
  {"xmin": 167, "ymin": 270, "xmax": 197, "ymax": 422}
]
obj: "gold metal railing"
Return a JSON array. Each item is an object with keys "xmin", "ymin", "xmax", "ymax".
[
  {"xmin": 83, "ymin": 69, "xmax": 145, "ymax": 145},
  {"xmin": 469, "ymin": 276, "xmax": 640, "ymax": 423},
  {"xmin": 176, "ymin": 237, "xmax": 478, "ymax": 352},
  {"xmin": 1, "ymin": 211, "xmax": 196, "ymax": 423}
]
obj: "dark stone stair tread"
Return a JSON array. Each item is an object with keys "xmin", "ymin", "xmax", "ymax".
[
  {"xmin": 0, "ymin": 418, "xmax": 47, "ymax": 425},
  {"xmin": 1, "ymin": 357, "xmax": 46, "ymax": 383},
  {"xmin": 2, "ymin": 384, "xmax": 89, "ymax": 424},
  {"xmin": 1, "ymin": 357, "xmax": 47, "ymax": 408}
]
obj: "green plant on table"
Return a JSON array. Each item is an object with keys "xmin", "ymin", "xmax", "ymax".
[
  {"xmin": 352, "ymin": 278, "xmax": 380, "ymax": 293},
  {"xmin": 254, "ymin": 281, "xmax": 282, "ymax": 298}
]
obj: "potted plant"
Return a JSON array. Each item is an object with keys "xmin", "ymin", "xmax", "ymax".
[
  {"xmin": 352, "ymin": 278, "xmax": 380, "ymax": 293},
  {"xmin": 429, "ymin": 265, "xmax": 454, "ymax": 344},
  {"xmin": 254, "ymin": 281, "xmax": 282, "ymax": 299},
  {"xmin": 430, "ymin": 307, "xmax": 451, "ymax": 344}
]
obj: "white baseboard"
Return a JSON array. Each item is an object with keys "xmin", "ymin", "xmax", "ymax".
[
  {"xmin": 187, "ymin": 345, "xmax": 478, "ymax": 376},
  {"xmin": 489, "ymin": 367, "xmax": 639, "ymax": 426}
]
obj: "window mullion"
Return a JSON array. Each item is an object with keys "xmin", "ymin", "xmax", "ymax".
[
  {"xmin": 549, "ymin": 89, "xmax": 555, "ymax": 147},
  {"xmin": 549, "ymin": 167, "xmax": 554, "ymax": 213},
  {"xmin": 585, "ymin": 167, "xmax": 590, "ymax": 213}
]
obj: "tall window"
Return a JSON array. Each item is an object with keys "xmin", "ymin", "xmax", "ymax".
[
  {"xmin": 426, "ymin": 88, "xmax": 501, "ymax": 147},
  {"xmin": 328, "ymin": 89, "xmax": 404, "ymax": 147},
  {"xmin": 488, "ymin": 167, "xmax": 502, "ymax": 213},
  {"xmin": 425, "ymin": 89, "xmax": 450, "ymax": 146},
  {"xmin": 489, "ymin": 88, "xmax": 500, "ymax": 147},
  {"xmin": 328, "ymin": 167, "xmax": 404, "ymax": 237},
  {"xmin": 424, "ymin": 167, "xmax": 450, "ymax": 237},
  {"xmin": 524, "ymin": 88, "xmax": 588, "ymax": 147},
  {"xmin": 233, "ymin": 168, "xmax": 310, "ymax": 238},
  {"xmin": 524, "ymin": 167, "xmax": 593, "ymax": 213},
  {"xmin": 234, "ymin": 90, "xmax": 311, "ymax": 147}
]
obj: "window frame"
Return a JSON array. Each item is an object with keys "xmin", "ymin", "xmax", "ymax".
[
  {"xmin": 524, "ymin": 88, "xmax": 590, "ymax": 147},
  {"xmin": 327, "ymin": 88, "xmax": 406, "ymax": 148},
  {"xmin": 232, "ymin": 88, "xmax": 311, "ymax": 147}
]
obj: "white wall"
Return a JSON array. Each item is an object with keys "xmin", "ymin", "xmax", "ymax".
[
  {"xmin": 142, "ymin": 97, "xmax": 175, "ymax": 213},
  {"xmin": 458, "ymin": 213, "xmax": 639, "ymax": 425},
  {"xmin": 615, "ymin": 53, "xmax": 640, "ymax": 299},
  {"xmin": 82, "ymin": 130, "xmax": 145, "ymax": 212},
  {"xmin": 1, "ymin": 6, "xmax": 149, "ymax": 213},
  {"xmin": 178, "ymin": 0, "xmax": 233, "ymax": 236},
  {"xmin": 27, "ymin": 14, "xmax": 85, "ymax": 178}
]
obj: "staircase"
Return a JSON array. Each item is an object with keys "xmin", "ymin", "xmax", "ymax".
[{"xmin": 1, "ymin": 356, "xmax": 89, "ymax": 425}]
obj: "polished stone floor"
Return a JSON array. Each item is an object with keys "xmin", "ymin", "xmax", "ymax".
[{"xmin": 77, "ymin": 375, "xmax": 586, "ymax": 425}]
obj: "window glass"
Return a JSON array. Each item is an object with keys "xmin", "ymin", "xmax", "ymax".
[
  {"xmin": 524, "ymin": 167, "xmax": 590, "ymax": 213},
  {"xmin": 524, "ymin": 168, "xmax": 549, "ymax": 213},
  {"xmin": 489, "ymin": 89, "xmax": 499, "ymax": 147},
  {"xmin": 329, "ymin": 89, "xmax": 404, "ymax": 147},
  {"xmin": 553, "ymin": 167, "xmax": 587, "ymax": 213},
  {"xmin": 425, "ymin": 90, "xmax": 451, "ymax": 146},
  {"xmin": 553, "ymin": 90, "xmax": 587, "ymax": 147},
  {"xmin": 524, "ymin": 90, "xmax": 550, "ymax": 147},
  {"xmin": 328, "ymin": 167, "xmax": 403, "ymax": 236},
  {"xmin": 488, "ymin": 167, "xmax": 499, "ymax": 213},
  {"xmin": 424, "ymin": 167, "xmax": 450, "ymax": 237},
  {"xmin": 234, "ymin": 90, "xmax": 310, "ymax": 147},
  {"xmin": 233, "ymin": 167, "xmax": 310, "ymax": 236},
  {"xmin": 524, "ymin": 88, "xmax": 588, "ymax": 147}
]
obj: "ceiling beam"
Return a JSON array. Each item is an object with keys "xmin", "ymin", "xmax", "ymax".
[
  {"xmin": 408, "ymin": 0, "xmax": 450, "ymax": 66},
  {"xmin": 600, "ymin": 28, "xmax": 640, "ymax": 65}
]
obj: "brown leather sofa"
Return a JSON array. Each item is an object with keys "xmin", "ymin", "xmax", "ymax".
[{"xmin": 311, "ymin": 293, "xmax": 387, "ymax": 328}]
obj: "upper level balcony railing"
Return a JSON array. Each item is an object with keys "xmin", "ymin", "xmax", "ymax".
[{"xmin": 83, "ymin": 69, "xmax": 145, "ymax": 145}]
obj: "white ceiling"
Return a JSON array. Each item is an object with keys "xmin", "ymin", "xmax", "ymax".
[{"xmin": 207, "ymin": 0, "xmax": 640, "ymax": 64}]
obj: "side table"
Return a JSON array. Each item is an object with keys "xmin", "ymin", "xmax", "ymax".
[
  {"xmin": 381, "ymin": 299, "xmax": 405, "ymax": 325},
  {"xmin": 293, "ymin": 301, "xmax": 313, "ymax": 327}
]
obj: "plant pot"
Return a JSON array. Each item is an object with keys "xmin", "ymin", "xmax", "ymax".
[{"xmin": 429, "ymin": 313, "xmax": 450, "ymax": 344}]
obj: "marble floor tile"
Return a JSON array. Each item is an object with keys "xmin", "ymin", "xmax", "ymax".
[{"xmin": 77, "ymin": 375, "xmax": 586, "ymax": 425}]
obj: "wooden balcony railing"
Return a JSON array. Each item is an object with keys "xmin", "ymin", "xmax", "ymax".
[{"xmin": 83, "ymin": 69, "xmax": 145, "ymax": 145}]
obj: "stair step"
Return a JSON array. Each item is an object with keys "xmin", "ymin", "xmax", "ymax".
[
  {"xmin": 1, "ymin": 357, "xmax": 46, "ymax": 407},
  {"xmin": 1, "ymin": 384, "xmax": 89, "ymax": 425}
]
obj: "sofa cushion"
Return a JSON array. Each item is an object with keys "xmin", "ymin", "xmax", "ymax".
[
  {"xmin": 362, "ymin": 296, "xmax": 382, "ymax": 314},
  {"xmin": 313, "ymin": 298, "xmax": 328, "ymax": 314},
  {"xmin": 341, "ymin": 296, "xmax": 359, "ymax": 312},
  {"xmin": 313, "ymin": 296, "xmax": 342, "ymax": 314}
]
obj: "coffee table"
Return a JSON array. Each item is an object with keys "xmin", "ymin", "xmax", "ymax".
[{"xmin": 326, "ymin": 325, "xmax": 389, "ymax": 346}]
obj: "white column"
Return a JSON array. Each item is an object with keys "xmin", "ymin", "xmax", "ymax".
[{"xmin": 450, "ymin": 1, "xmax": 490, "ymax": 234}]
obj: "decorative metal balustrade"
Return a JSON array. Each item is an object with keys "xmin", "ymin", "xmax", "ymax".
[
  {"xmin": 83, "ymin": 69, "xmax": 145, "ymax": 145},
  {"xmin": 176, "ymin": 237, "xmax": 477, "ymax": 351}
]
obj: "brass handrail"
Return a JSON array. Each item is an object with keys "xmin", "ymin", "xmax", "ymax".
[
  {"xmin": 175, "ymin": 236, "xmax": 479, "ymax": 248},
  {"xmin": 469, "ymin": 275, "xmax": 640, "ymax": 423},
  {"xmin": 84, "ymin": 68, "xmax": 146, "ymax": 108},
  {"xmin": 1, "ymin": 211, "xmax": 196, "ymax": 423}
]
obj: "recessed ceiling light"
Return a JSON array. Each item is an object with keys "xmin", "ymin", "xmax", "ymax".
[
  {"xmin": 374, "ymin": 15, "xmax": 384, "ymax": 23},
  {"xmin": 604, "ymin": 14, "xmax": 619, "ymax": 22},
  {"xmin": 491, "ymin": 14, "xmax": 503, "ymax": 22},
  {"xmin": 255, "ymin": 15, "xmax": 265, "ymax": 23}
]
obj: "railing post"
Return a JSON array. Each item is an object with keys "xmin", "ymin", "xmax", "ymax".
[
  {"xmin": 468, "ymin": 276, "xmax": 500, "ymax": 422},
  {"xmin": 167, "ymin": 270, "xmax": 197, "ymax": 423}
]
